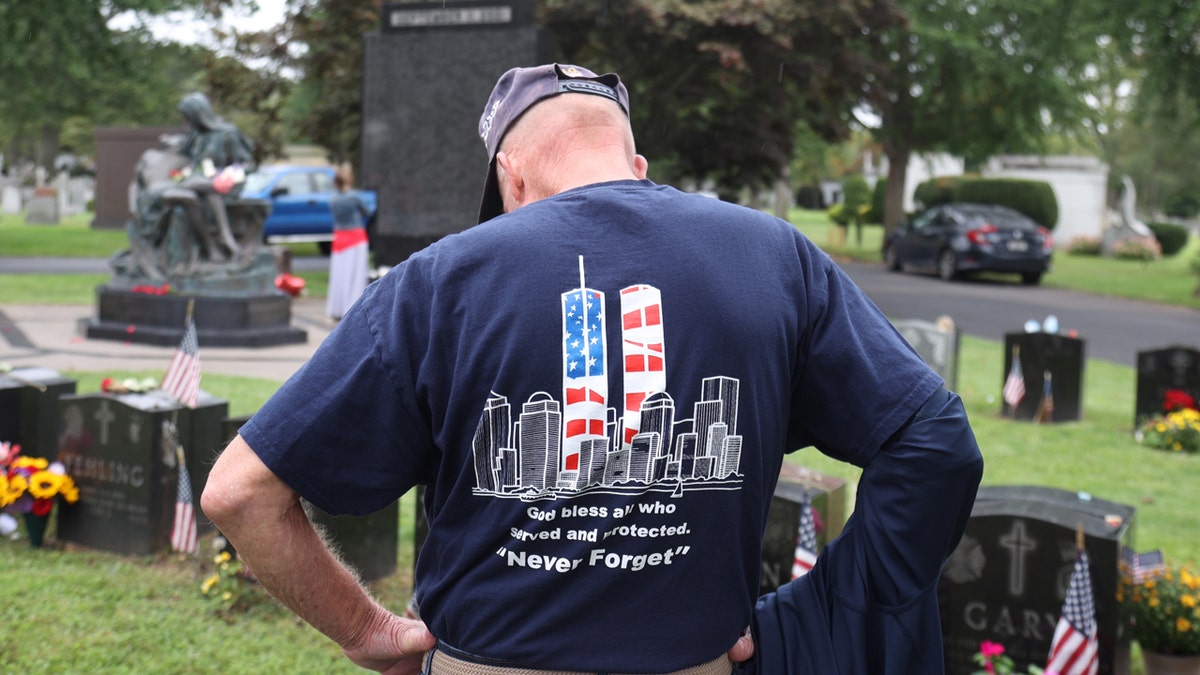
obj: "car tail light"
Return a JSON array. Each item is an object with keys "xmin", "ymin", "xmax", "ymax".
[
  {"xmin": 966, "ymin": 224, "xmax": 998, "ymax": 245},
  {"xmin": 1037, "ymin": 226, "xmax": 1053, "ymax": 251}
]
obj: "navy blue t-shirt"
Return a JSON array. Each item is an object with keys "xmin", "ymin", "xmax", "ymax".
[{"xmin": 240, "ymin": 180, "xmax": 942, "ymax": 672}]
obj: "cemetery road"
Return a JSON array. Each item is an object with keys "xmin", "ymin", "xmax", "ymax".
[{"xmin": 835, "ymin": 259, "xmax": 1198, "ymax": 367}]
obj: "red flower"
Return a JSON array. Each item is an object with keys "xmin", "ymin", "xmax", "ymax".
[
  {"xmin": 101, "ymin": 377, "xmax": 115, "ymax": 392},
  {"xmin": 1164, "ymin": 389, "xmax": 1197, "ymax": 413},
  {"xmin": 31, "ymin": 498, "xmax": 54, "ymax": 516},
  {"xmin": 979, "ymin": 640, "xmax": 1006, "ymax": 658}
]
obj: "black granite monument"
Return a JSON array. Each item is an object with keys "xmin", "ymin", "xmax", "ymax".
[
  {"xmin": 939, "ymin": 485, "xmax": 1135, "ymax": 675},
  {"xmin": 1002, "ymin": 332, "xmax": 1085, "ymax": 422},
  {"xmin": 363, "ymin": 0, "xmax": 549, "ymax": 266},
  {"xmin": 0, "ymin": 367, "xmax": 77, "ymax": 460},
  {"xmin": 1134, "ymin": 345, "xmax": 1200, "ymax": 426},
  {"xmin": 55, "ymin": 392, "xmax": 189, "ymax": 555},
  {"xmin": 757, "ymin": 465, "xmax": 848, "ymax": 594}
]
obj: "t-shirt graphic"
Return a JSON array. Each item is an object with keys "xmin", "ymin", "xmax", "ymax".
[{"xmin": 471, "ymin": 257, "xmax": 743, "ymax": 500}]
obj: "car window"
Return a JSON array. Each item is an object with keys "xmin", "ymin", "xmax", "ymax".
[
  {"xmin": 311, "ymin": 171, "xmax": 334, "ymax": 193},
  {"xmin": 276, "ymin": 173, "xmax": 312, "ymax": 195},
  {"xmin": 911, "ymin": 209, "xmax": 939, "ymax": 230}
]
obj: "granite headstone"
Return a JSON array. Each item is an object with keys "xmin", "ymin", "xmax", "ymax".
[
  {"xmin": 758, "ymin": 464, "xmax": 848, "ymax": 594},
  {"xmin": 1002, "ymin": 332, "xmax": 1085, "ymax": 422},
  {"xmin": 0, "ymin": 367, "xmax": 77, "ymax": 460},
  {"xmin": 25, "ymin": 186, "xmax": 59, "ymax": 224},
  {"xmin": 55, "ymin": 392, "xmax": 189, "ymax": 555},
  {"xmin": 939, "ymin": 485, "xmax": 1134, "ymax": 675},
  {"xmin": 893, "ymin": 317, "xmax": 960, "ymax": 391},
  {"xmin": 363, "ymin": 0, "xmax": 548, "ymax": 265},
  {"xmin": 1135, "ymin": 346, "xmax": 1200, "ymax": 426}
]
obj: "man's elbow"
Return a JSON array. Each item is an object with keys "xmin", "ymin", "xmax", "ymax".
[{"xmin": 201, "ymin": 435, "xmax": 291, "ymax": 531}]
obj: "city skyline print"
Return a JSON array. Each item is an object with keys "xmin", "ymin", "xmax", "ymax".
[{"xmin": 471, "ymin": 257, "xmax": 745, "ymax": 501}]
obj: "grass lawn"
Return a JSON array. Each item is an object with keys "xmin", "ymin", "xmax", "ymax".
[{"xmin": 1, "ymin": 209, "xmax": 1196, "ymax": 673}]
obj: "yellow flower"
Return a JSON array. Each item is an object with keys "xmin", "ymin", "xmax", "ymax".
[
  {"xmin": 1151, "ymin": 597, "xmax": 1161, "ymax": 608},
  {"xmin": 1156, "ymin": 423, "xmax": 1167, "ymax": 433},
  {"xmin": 1177, "ymin": 617, "xmax": 1192, "ymax": 633},
  {"xmin": 12, "ymin": 456, "xmax": 48, "ymax": 470},
  {"xmin": 201, "ymin": 575, "xmax": 219, "ymax": 593},
  {"xmin": 26, "ymin": 470, "xmax": 65, "ymax": 499},
  {"xmin": 1183, "ymin": 594, "xmax": 1197, "ymax": 608},
  {"xmin": 222, "ymin": 591, "xmax": 233, "ymax": 601},
  {"xmin": 1175, "ymin": 443, "xmax": 1184, "ymax": 452},
  {"xmin": 215, "ymin": 551, "xmax": 231, "ymax": 564},
  {"xmin": 0, "ymin": 474, "xmax": 20, "ymax": 507}
]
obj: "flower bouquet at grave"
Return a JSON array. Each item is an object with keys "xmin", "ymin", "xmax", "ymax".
[
  {"xmin": 1123, "ymin": 561, "xmax": 1200, "ymax": 657},
  {"xmin": 971, "ymin": 641, "xmax": 1050, "ymax": 675},
  {"xmin": 0, "ymin": 441, "xmax": 80, "ymax": 547},
  {"xmin": 1137, "ymin": 389, "xmax": 1200, "ymax": 454},
  {"xmin": 100, "ymin": 376, "xmax": 159, "ymax": 394}
]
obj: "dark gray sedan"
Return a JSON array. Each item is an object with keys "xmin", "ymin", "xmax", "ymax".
[{"xmin": 882, "ymin": 203, "xmax": 1054, "ymax": 285}]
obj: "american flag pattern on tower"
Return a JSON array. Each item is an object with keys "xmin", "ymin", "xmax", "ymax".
[
  {"xmin": 620, "ymin": 284, "xmax": 666, "ymax": 448},
  {"xmin": 562, "ymin": 257, "xmax": 608, "ymax": 478}
]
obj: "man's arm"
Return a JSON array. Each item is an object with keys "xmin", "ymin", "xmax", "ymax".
[{"xmin": 201, "ymin": 435, "xmax": 436, "ymax": 674}]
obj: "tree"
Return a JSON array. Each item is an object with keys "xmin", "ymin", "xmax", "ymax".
[
  {"xmin": 539, "ymin": 0, "xmax": 905, "ymax": 201},
  {"xmin": 864, "ymin": 0, "xmax": 1111, "ymax": 231},
  {"xmin": 0, "ymin": 0, "xmax": 227, "ymax": 169}
]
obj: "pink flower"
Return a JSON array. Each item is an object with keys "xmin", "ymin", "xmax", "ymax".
[{"xmin": 979, "ymin": 641, "xmax": 1006, "ymax": 658}]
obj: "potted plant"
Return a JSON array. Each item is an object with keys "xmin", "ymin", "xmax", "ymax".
[
  {"xmin": 0, "ymin": 442, "xmax": 80, "ymax": 547},
  {"xmin": 1125, "ymin": 562, "xmax": 1200, "ymax": 673}
]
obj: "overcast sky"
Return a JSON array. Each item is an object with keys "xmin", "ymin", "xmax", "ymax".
[{"xmin": 109, "ymin": 0, "xmax": 288, "ymax": 46}]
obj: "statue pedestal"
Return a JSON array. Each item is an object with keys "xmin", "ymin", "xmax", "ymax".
[{"xmin": 82, "ymin": 287, "xmax": 307, "ymax": 347}]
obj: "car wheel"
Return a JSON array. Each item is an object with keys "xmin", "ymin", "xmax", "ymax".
[
  {"xmin": 883, "ymin": 244, "xmax": 901, "ymax": 271},
  {"xmin": 937, "ymin": 249, "xmax": 958, "ymax": 281},
  {"xmin": 1021, "ymin": 271, "xmax": 1043, "ymax": 285}
]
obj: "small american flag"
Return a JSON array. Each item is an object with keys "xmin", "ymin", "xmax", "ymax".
[
  {"xmin": 1132, "ymin": 549, "xmax": 1166, "ymax": 583},
  {"xmin": 162, "ymin": 313, "xmax": 201, "ymax": 408},
  {"xmin": 165, "ymin": 420, "xmax": 198, "ymax": 554},
  {"xmin": 791, "ymin": 494, "xmax": 818, "ymax": 579},
  {"xmin": 1045, "ymin": 550, "xmax": 1099, "ymax": 675},
  {"xmin": 1034, "ymin": 370, "xmax": 1055, "ymax": 424},
  {"xmin": 1003, "ymin": 345, "xmax": 1025, "ymax": 410}
]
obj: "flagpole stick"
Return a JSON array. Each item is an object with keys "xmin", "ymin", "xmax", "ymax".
[{"xmin": 1076, "ymin": 522, "xmax": 1085, "ymax": 552}]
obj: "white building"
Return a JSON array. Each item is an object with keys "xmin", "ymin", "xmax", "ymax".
[{"xmin": 981, "ymin": 155, "xmax": 1110, "ymax": 242}]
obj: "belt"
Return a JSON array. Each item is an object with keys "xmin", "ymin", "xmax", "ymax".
[{"xmin": 425, "ymin": 644, "xmax": 733, "ymax": 675}]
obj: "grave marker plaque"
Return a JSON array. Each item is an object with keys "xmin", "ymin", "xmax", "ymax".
[
  {"xmin": 0, "ymin": 367, "xmax": 77, "ymax": 459},
  {"xmin": 893, "ymin": 318, "xmax": 960, "ymax": 391},
  {"xmin": 1135, "ymin": 346, "xmax": 1200, "ymax": 426},
  {"xmin": 758, "ymin": 464, "xmax": 847, "ymax": 594},
  {"xmin": 55, "ymin": 392, "xmax": 189, "ymax": 555},
  {"xmin": 1002, "ymin": 332, "xmax": 1085, "ymax": 422},
  {"xmin": 939, "ymin": 486, "xmax": 1134, "ymax": 675}
]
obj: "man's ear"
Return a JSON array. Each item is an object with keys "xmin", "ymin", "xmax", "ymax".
[
  {"xmin": 496, "ymin": 150, "xmax": 525, "ymax": 211},
  {"xmin": 633, "ymin": 154, "xmax": 649, "ymax": 180}
]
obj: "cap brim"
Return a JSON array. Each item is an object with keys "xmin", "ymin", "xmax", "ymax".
[{"xmin": 478, "ymin": 158, "xmax": 504, "ymax": 224}]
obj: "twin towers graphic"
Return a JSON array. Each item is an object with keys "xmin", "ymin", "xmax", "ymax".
[{"xmin": 472, "ymin": 257, "xmax": 745, "ymax": 499}]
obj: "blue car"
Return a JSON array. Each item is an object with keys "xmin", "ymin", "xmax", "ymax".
[
  {"xmin": 882, "ymin": 202, "xmax": 1054, "ymax": 285},
  {"xmin": 240, "ymin": 165, "xmax": 378, "ymax": 253}
]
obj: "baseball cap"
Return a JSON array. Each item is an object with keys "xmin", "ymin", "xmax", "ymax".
[{"xmin": 477, "ymin": 63, "xmax": 630, "ymax": 223}]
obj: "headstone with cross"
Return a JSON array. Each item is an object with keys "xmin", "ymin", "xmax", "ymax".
[
  {"xmin": 1134, "ymin": 345, "xmax": 1200, "ymax": 427},
  {"xmin": 55, "ymin": 392, "xmax": 190, "ymax": 555},
  {"xmin": 937, "ymin": 485, "xmax": 1135, "ymax": 675}
]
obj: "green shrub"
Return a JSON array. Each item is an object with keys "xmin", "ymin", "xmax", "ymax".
[
  {"xmin": 913, "ymin": 176, "xmax": 1059, "ymax": 229},
  {"xmin": 1146, "ymin": 222, "xmax": 1192, "ymax": 257},
  {"xmin": 843, "ymin": 175, "xmax": 871, "ymax": 222},
  {"xmin": 1164, "ymin": 193, "xmax": 1200, "ymax": 219},
  {"xmin": 1111, "ymin": 235, "xmax": 1162, "ymax": 261},
  {"xmin": 1067, "ymin": 235, "xmax": 1103, "ymax": 256},
  {"xmin": 955, "ymin": 178, "xmax": 1059, "ymax": 229},
  {"xmin": 913, "ymin": 175, "xmax": 967, "ymax": 209},
  {"xmin": 827, "ymin": 202, "xmax": 850, "ymax": 226},
  {"xmin": 865, "ymin": 178, "xmax": 886, "ymax": 224}
]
